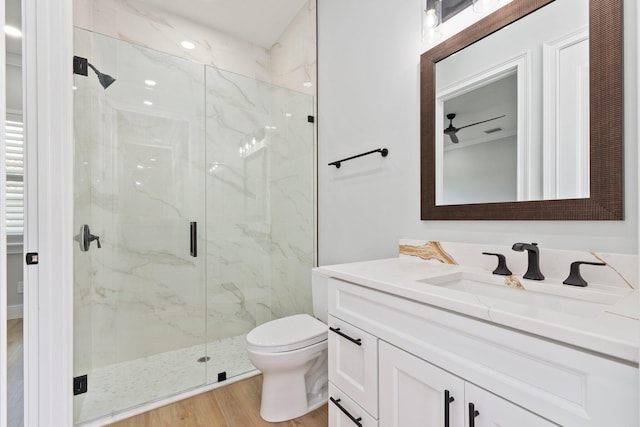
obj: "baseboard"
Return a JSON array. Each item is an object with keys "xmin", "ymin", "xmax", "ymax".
[{"xmin": 7, "ymin": 304, "xmax": 23, "ymax": 320}]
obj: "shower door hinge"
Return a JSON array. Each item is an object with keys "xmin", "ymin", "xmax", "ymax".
[
  {"xmin": 25, "ymin": 252, "xmax": 39, "ymax": 265},
  {"xmin": 307, "ymin": 115, "xmax": 315, "ymax": 123},
  {"xmin": 73, "ymin": 374, "xmax": 88, "ymax": 395},
  {"xmin": 73, "ymin": 56, "xmax": 89, "ymax": 76}
]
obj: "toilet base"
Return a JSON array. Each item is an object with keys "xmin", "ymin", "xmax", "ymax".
[
  {"xmin": 248, "ymin": 343, "xmax": 328, "ymax": 422},
  {"xmin": 260, "ymin": 370, "xmax": 328, "ymax": 422}
]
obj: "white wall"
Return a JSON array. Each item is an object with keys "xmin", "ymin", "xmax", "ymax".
[
  {"xmin": 443, "ymin": 137, "xmax": 517, "ymax": 205},
  {"xmin": 6, "ymin": 55, "xmax": 22, "ymax": 111},
  {"xmin": 6, "ymin": 253, "xmax": 22, "ymax": 317},
  {"xmin": 317, "ymin": 0, "xmax": 638, "ymax": 265}
]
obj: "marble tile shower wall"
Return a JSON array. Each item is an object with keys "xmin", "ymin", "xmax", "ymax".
[{"xmin": 73, "ymin": 0, "xmax": 317, "ymax": 96}]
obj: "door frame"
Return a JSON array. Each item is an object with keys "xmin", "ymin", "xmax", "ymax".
[
  {"xmin": 1, "ymin": 0, "xmax": 7, "ymax": 424},
  {"xmin": 21, "ymin": 0, "xmax": 74, "ymax": 425}
]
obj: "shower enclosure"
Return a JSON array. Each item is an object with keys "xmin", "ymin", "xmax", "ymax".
[{"xmin": 72, "ymin": 28, "xmax": 315, "ymax": 424}]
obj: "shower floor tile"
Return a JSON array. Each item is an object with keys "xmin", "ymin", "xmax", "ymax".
[{"xmin": 75, "ymin": 334, "xmax": 254, "ymax": 425}]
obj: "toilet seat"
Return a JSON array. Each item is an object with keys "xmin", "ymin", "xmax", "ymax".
[{"xmin": 247, "ymin": 314, "xmax": 327, "ymax": 353}]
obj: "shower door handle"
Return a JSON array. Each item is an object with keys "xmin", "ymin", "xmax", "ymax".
[
  {"xmin": 79, "ymin": 224, "xmax": 101, "ymax": 251},
  {"xmin": 190, "ymin": 221, "xmax": 197, "ymax": 257}
]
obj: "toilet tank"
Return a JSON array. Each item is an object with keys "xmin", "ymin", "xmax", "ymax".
[{"xmin": 311, "ymin": 270, "xmax": 329, "ymax": 323}]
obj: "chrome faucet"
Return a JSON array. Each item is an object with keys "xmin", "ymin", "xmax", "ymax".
[{"xmin": 512, "ymin": 242, "xmax": 545, "ymax": 280}]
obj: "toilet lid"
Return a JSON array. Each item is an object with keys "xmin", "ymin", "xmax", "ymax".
[{"xmin": 246, "ymin": 314, "xmax": 327, "ymax": 353}]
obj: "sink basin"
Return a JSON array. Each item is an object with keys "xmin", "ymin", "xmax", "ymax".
[{"xmin": 418, "ymin": 271, "xmax": 629, "ymax": 318}]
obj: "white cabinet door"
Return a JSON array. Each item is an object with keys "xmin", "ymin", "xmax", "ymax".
[
  {"xmin": 329, "ymin": 382, "xmax": 379, "ymax": 427},
  {"xmin": 379, "ymin": 341, "xmax": 465, "ymax": 427},
  {"xmin": 465, "ymin": 383, "xmax": 558, "ymax": 427},
  {"xmin": 329, "ymin": 315, "xmax": 379, "ymax": 418}
]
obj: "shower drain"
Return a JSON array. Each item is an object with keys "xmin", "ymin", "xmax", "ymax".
[{"xmin": 197, "ymin": 356, "xmax": 211, "ymax": 363}]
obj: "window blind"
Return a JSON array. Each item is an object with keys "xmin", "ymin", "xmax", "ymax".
[{"xmin": 5, "ymin": 116, "xmax": 24, "ymax": 235}]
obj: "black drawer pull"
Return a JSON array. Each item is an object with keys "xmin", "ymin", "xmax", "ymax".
[
  {"xmin": 329, "ymin": 327, "xmax": 362, "ymax": 346},
  {"xmin": 330, "ymin": 397, "xmax": 363, "ymax": 427},
  {"xmin": 469, "ymin": 402, "xmax": 480, "ymax": 427},
  {"xmin": 444, "ymin": 389, "xmax": 455, "ymax": 427}
]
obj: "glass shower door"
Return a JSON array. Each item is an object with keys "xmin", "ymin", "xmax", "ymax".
[
  {"xmin": 73, "ymin": 29, "xmax": 207, "ymax": 424},
  {"xmin": 204, "ymin": 66, "xmax": 316, "ymax": 383}
]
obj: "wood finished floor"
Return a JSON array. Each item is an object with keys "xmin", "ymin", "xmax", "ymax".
[
  {"xmin": 108, "ymin": 375, "xmax": 328, "ymax": 427},
  {"xmin": 6, "ymin": 320, "xmax": 326, "ymax": 426},
  {"xmin": 8, "ymin": 318, "xmax": 24, "ymax": 427}
]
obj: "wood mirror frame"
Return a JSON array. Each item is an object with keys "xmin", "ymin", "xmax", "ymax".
[{"xmin": 420, "ymin": 0, "xmax": 623, "ymax": 220}]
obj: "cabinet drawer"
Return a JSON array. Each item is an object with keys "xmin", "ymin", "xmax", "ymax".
[
  {"xmin": 329, "ymin": 382, "xmax": 378, "ymax": 427},
  {"xmin": 328, "ymin": 316, "xmax": 378, "ymax": 418}
]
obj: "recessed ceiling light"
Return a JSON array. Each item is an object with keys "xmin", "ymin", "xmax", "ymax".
[
  {"xmin": 144, "ymin": 80, "xmax": 157, "ymax": 87},
  {"xmin": 143, "ymin": 100, "xmax": 153, "ymax": 106},
  {"xmin": 5, "ymin": 26, "xmax": 22, "ymax": 38},
  {"xmin": 181, "ymin": 41, "xmax": 195, "ymax": 50}
]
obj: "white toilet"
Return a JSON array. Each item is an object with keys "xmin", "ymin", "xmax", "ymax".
[{"xmin": 246, "ymin": 273, "xmax": 328, "ymax": 422}]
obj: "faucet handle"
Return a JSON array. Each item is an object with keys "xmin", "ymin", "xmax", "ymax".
[
  {"xmin": 563, "ymin": 261, "xmax": 606, "ymax": 287},
  {"xmin": 482, "ymin": 252, "xmax": 513, "ymax": 276}
]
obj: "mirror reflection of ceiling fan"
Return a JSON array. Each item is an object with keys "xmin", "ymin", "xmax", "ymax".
[{"xmin": 444, "ymin": 113, "xmax": 506, "ymax": 144}]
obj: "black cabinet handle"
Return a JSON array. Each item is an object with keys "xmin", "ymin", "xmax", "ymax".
[
  {"xmin": 190, "ymin": 221, "xmax": 197, "ymax": 257},
  {"xmin": 469, "ymin": 403, "xmax": 480, "ymax": 427},
  {"xmin": 329, "ymin": 327, "xmax": 362, "ymax": 346},
  {"xmin": 444, "ymin": 390, "xmax": 455, "ymax": 427},
  {"xmin": 330, "ymin": 397, "xmax": 363, "ymax": 427}
]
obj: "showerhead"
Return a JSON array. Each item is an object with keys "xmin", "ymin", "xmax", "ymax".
[{"xmin": 87, "ymin": 62, "xmax": 116, "ymax": 89}]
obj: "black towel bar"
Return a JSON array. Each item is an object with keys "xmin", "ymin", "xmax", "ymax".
[{"xmin": 329, "ymin": 148, "xmax": 388, "ymax": 168}]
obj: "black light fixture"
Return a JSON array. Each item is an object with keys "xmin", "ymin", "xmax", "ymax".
[{"xmin": 73, "ymin": 56, "xmax": 117, "ymax": 89}]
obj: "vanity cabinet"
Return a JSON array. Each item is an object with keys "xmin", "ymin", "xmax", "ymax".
[
  {"xmin": 327, "ymin": 277, "xmax": 638, "ymax": 427},
  {"xmin": 379, "ymin": 341, "xmax": 555, "ymax": 427}
]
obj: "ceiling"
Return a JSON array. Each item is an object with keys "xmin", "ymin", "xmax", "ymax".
[
  {"xmin": 138, "ymin": 0, "xmax": 308, "ymax": 49},
  {"xmin": 443, "ymin": 73, "xmax": 517, "ymax": 147},
  {"xmin": 5, "ymin": 0, "xmax": 22, "ymax": 56}
]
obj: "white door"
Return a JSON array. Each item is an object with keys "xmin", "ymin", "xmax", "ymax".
[
  {"xmin": 379, "ymin": 341, "xmax": 465, "ymax": 427},
  {"xmin": 465, "ymin": 382, "xmax": 558, "ymax": 427}
]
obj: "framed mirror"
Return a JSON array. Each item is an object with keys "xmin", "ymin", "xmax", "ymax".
[{"xmin": 420, "ymin": 0, "xmax": 623, "ymax": 220}]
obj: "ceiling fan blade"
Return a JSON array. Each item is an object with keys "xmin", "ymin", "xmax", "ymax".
[
  {"xmin": 456, "ymin": 115, "xmax": 506, "ymax": 131},
  {"xmin": 449, "ymin": 133, "xmax": 459, "ymax": 144}
]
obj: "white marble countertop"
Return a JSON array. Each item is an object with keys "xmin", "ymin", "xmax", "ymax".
[{"xmin": 316, "ymin": 257, "xmax": 639, "ymax": 364}]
